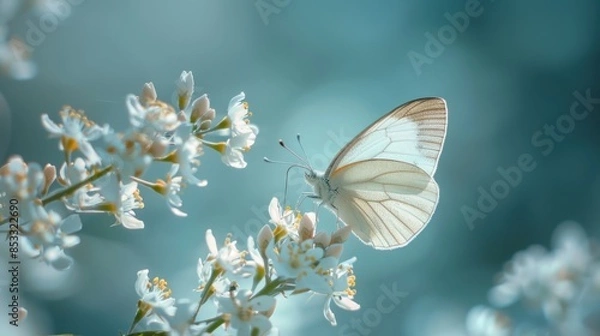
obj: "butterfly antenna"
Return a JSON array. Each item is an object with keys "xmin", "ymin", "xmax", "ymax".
[
  {"xmin": 264, "ymin": 157, "xmax": 309, "ymax": 207},
  {"xmin": 279, "ymin": 139, "xmax": 311, "ymax": 168},
  {"xmin": 295, "ymin": 134, "xmax": 313, "ymax": 170}
]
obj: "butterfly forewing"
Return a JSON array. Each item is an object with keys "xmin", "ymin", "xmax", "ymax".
[{"xmin": 326, "ymin": 97, "xmax": 447, "ymax": 177}]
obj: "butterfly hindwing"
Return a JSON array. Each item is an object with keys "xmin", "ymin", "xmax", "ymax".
[{"xmin": 329, "ymin": 159, "xmax": 440, "ymax": 249}]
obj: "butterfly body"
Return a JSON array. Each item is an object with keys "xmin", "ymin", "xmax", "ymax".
[
  {"xmin": 305, "ymin": 170, "xmax": 338, "ymax": 208},
  {"xmin": 301, "ymin": 97, "xmax": 448, "ymax": 250}
]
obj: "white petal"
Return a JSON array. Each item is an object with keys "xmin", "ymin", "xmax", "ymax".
[
  {"xmin": 161, "ymin": 298, "xmax": 177, "ymax": 317},
  {"xmin": 126, "ymin": 94, "xmax": 145, "ymax": 128},
  {"xmin": 60, "ymin": 214, "xmax": 83, "ymax": 234},
  {"xmin": 19, "ymin": 237, "xmax": 41, "ymax": 258},
  {"xmin": 268, "ymin": 197, "xmax": 281, "ymax": 222},
  {"xmin": 40, "ymin": 114, "xmax": 63, "ymax": 135},
  {"xmin": 169, "ymin": 204, "xmax": 188, "ymax": 217},
  {"xmin": 206, "ymin": 230, "xmax": 218, "ymax": 255},
  {"xmin": 61, "ymin": 235, "xmax": 81, "ymax": 248},
  {"xmin": 249, "ymin": 315, "xmax": 272, "ymax": 335},
  {"xmin": 222, "ymin": 146, "xmax": 246, "ymax": 169},
  {"xmin": 323, "ymin": 297, "xmax": 337, "ymax": 326},
  {"xmin": 135, "ymin": 270, "xmax": 150, "ymax": 296},
  {"xmin": 228, "ymin": 92, "xmax": 245, "ymax": 112},
  {"xmin": 121, "ymin": 213, "xmax": 144, "ymax": 229},
  {"xmin": 488, "ymin": 283, "xmax": 520, "ymax": 307},
  {"xmin": 333, "ymin": 296, "xmax": 360, "ymax": 311},
  {"xmin": 250, "ymin": 295, "xmax": 276, "ymax": 312}
]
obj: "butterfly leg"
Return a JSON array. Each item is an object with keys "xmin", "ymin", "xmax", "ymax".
[
  {"xmin": 295, "ymin": 192, "xmax": 313, "ymax": 210},
  {"xmin": 314, "ymin": 200, "xmax": 323, "ymax": 226},
  {"xmin": 335, "ymin": 212, "xmax": 342, "ymax": 229}
]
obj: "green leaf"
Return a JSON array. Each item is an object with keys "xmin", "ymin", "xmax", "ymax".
[{"xmin": 126, "ymin": 331, "xmax": 170, "ymax": 336}]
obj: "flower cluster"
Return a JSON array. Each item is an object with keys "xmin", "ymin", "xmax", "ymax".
[
  {"xmin": 0, "ymin": 71, "xmax": 258, "ymax": 270},
  {"xmin": 0, "ymin": 0, "xmax": 62, "ymax": 79},
  {"xmin": 1, "ymin": 70, "xmax": 364, "ymax": 335},
  {"xmin": 129, "ymin": 197, "xmax": 360, "ymax": 336},
  {"xmin": 466, "ymin": 221, "xmax": 600, "ymax": 336}
]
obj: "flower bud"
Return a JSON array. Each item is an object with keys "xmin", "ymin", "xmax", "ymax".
[
  {"xmin": 325, "ymin": 243, "xmax": 343, "ymax": 259},
  {"xmin": 314, "ymin": 232, "xmax": 331, "ymax": 248},
  {"xmin": 42, "ymin": 164, "xmax": 56, "ymax": 195},
  {"xmin": 140, "ymin": 82, "xmax": 157, "ymax": 106},
  {"xmin": 190, "ymin": 94, "xmax": 210, "ymax": 124},
  {"xmin": 257, "ymin": 225, "xmax": 274, "ymax": 254},
  {"xmin": 331, "ymin": 225, "xmax": 352, "ymax": 245},
  {"xmin": 298, "ymin": 213, "xmax": 316, "ymax": 242}
]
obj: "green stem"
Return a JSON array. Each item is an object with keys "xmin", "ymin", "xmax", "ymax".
[
  {"xmin": 251, "ymin": 277, "xmax": 287, "ymax": 299},
  {"xmin": 41, "ymin": 165, "xmax": 114, "ymax": 206},
  {"xmin": 190, "ymin": 268, "xmax": 221, "ymax": 323},
  {"xmin": 204, "ymin": 317, "xmax": 225, "ymax": 333},
  {"xmin": 194, "ymin": 116, "xmax": 229, "ymax": 136}
]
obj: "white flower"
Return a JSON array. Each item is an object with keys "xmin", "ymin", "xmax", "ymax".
[
  {"xmin": 0, "ymin": 38, "xmax": 37, "ymax": 80},
  {"xmin": 102, "ymin": 130, "xmax": 153, "ymax": 180},
  {"xmin": 135, "ymin": 269, "xmax": 177, "ymax": 321},
  {"xmin": 489, "ymin": 223, "xmax": 598, "ymax": 322},
  {"xmin": 267, "ymin": 197, "xmax": 298, "ymax": 239},
  {"xmin": 488, "ymin": 245, "xmax": 574, "ymax": 321},
  {"xmin": 267, "ymin": 238, "xmax": 323, "ymax": 279},
  {"xmin": 297, "ymin": 256, "xmax": 360, "ymax": 326},
  {"xmin": 41, "ymin": 107, "xmax": 104, "ymax": 165},
  {"xmin": 20, "ymin": 206, "xmax": 82, "ymax": 270},
  {"xmin": 216, "ymin": 289, "xmax": 275, "ymax": 336},
  {"xmin": 173, "ymin": 135, "xmax": 207, "ymax": 187},
  {"xmin": 219, "ymin": 92, "xmax": 259, "ymax": 169},
  {"xmin": 247, "ymin": 236, "xmax": 265, "ymax": 269},
  {"xmin": 221, "ymin": 131, "xmax": 259, "ymax": 169},
  {"xmin": 126, "ymin": 94, "xmax": 180, "ymax": 134},
  {"xmin": 227, "ymin": 92, "xmax": 257, "ymax": 138},
  {"xmin": 221, "ymin": 138, "xmax": 248, "ymax": 169},
  {"xmin": 551, "ymin": 221, "xmax": 595, "ymax": 284},
  {"xmin": 114, "ymin": 181, "xmax": 145, "ymax": 229},
  {"xmin": 58, "ymin": 158, "xmax": 104, "ymax": 211},
  {"xmin": 157, "ymin": 174, "xmax": 185, "ymax": 217},
  {"xmin": 204, "ymin": 230, "xmax": 252, "ymax": 278},
  {"xmin": 0, "ymin": 156, "xmax": 44, "ymax": 202},
  {"xmin": 176, "ymin": 71, "xmax": 195, "ymax": 110},
  {"xmin": 196, "ymin": 257, "xmax": 231, "ymax": 296},
  {"xmin": 465, "ymin": 306, "xmax": 512, "ymax": 336},
  {"xmin": 188, "ymin": 94, "xmax": 215, "ymax": 129},
  {"xmin": 98, "ymin": 177, "xmax": 145, "ymax": 229},
  {"xmin": 133, "ymin": 165, "xmax": 187, "ymax": 217}
]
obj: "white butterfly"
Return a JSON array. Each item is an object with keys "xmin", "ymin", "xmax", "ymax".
[{"xmin": 303, "ymin": 97, "xmax": 448, "ymax": 250}]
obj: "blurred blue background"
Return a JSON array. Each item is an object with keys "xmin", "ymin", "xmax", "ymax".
[{"xmin": 1, "ymin": 0, "xmax": 600, "ymax": 335}]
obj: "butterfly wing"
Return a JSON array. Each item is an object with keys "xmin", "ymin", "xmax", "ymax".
[
  {"xmin": 329, "ymin": 159, "xmax": 439, "ymax": 249},
  {"xmin": 326, "ymin": 97, "xmax": 447, "ymax": 177}
]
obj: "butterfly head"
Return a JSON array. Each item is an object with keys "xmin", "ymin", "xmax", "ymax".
[
  {"xmin": 305, "ymin": 168, "xmax": 332, "ymax": 203},
  {"xmin": 304, "ymin": 169, "xmax": 320, "ymax": 187}
]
